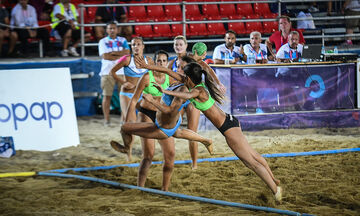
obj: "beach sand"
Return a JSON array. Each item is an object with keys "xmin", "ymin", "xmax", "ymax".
[{"xmin": 1, "ymin": 115, "xmax": 360, "ymax": 215}]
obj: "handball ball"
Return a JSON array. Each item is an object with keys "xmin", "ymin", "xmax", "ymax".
[{"xmin": 192, "ymin": 42, "xmax": 207, "ymax": 56}]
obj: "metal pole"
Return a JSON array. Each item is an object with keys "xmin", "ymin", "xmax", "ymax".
[
  {"xmin": 182, "ymin": 2, "xmax": 186, "ymax": 37},
  {"xmin": 278, "ymin": 0, "xmax": 281, "ymax": 31},
  {"xmin": 80, "ymin": 4, "xmax": 85, "ymax": 57},
  {"xmin": 278, "ymin": 0, "xmax": 281, "ymax": 15},
  {"xmin": 39, "ymin": 40, "xmax": 43, "ymax": 58}
]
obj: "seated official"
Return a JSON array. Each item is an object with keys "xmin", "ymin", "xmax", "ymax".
[
  {"xmin": 266, "ymin": 15, "xmax": 305, "ymax": 61},
  {"xmin": 212, "ymin": 30, "xmax": 244, "ymax": 64},
  {"xmin": 243, "ymin": 31, "xmax": 268, "ymax": 64},
  {"xmin": 276, "ymin": 31, "xmax": 303, "ymax": 63}
]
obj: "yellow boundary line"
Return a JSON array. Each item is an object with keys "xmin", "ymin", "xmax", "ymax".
[{"xmin": 0, "ymin": 172, "xmax": 36, "ymax": 178}]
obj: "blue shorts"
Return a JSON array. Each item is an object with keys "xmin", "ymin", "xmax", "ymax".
[
  {"xmin": 119, "ymin": 91, "xmax": 134, "ymax": 99},
  {"xmin": 180, "ymin": 100, "xmax": 190, "ymax": 111},
  {"xmin": 120, "ymin": 92, "xmax": 143, "ymax": 102},
  {"xmin": 155, "ymin": 116, "xmax": 182, "ymax": 137}
]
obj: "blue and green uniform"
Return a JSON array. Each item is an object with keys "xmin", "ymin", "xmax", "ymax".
[
  {"xmin": 139, "ymin": 71, "xmax": 170, "ymax": 122},
  {"xmin": 143, "ymin": 70, "xmax": 170, "ymax": 96},
  {"xmin": 155, "ymin": 83, "xmax": 190, "ymax": 137}
]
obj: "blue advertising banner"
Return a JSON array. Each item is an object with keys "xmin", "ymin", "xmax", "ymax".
[{"xmin": 228, "ymin": 63, "xmax": 355, "ymax": 114}]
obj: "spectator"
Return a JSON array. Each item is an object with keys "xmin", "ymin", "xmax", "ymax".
[
  {"xmin": 98, "ymin": 21, "xmax": 130, "ymax": 126},
  {"xmin": 29, "ymin": 0, "xmax": 53, "ymax": 21},
  {"xmin": 276, "ymin": 31, "xmax": 303, "ymax": 63},
  {"xmin": 51, "ymin": 0, "xmax": 90, "ymax": 57},
  {"xmin": 266, "ymin": 15, "xmax": 305, "ymax": 60},
  {"xmin": 212, "ymin": 30, "xmax": 244, "ymax": 64},
  {"xmin": 0, "ymin": 0, "xmax": 16, "ymax": 56},
  {"xmin": 243, "ymin": 31, "xmax": 268, "ymax": 64},
  {"xmin": 94, "ymin": 0, "xmax": 132, "ymax": 41},
  {"xmin": 342, "ymin": 0, "xmax": 360, "ymax": 45},
  {"xmin": 10, "ymin": 0, "xmax": 50, "ymax": 57}
]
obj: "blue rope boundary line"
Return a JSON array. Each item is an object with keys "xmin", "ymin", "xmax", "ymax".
[
  {"xmin": 46, "ymin": 147, "xmax": 360, "ymax": 173},
  {"xmin": 37, "ymin": 171, "xmax": 309, "ymax": 216}
]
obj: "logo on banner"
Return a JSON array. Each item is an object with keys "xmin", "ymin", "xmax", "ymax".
[
  {"xmin": 305, "ymin": 75, "xmax": 325, "ymax": 98},
  {"xmin": 0, "ymin": 101, "xmax": 63, "ymax": 130}
]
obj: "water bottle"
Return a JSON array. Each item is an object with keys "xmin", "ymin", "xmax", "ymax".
[
  {"xmin": 321, "ymin": 46, "xmax": 325, "ymax": 55},
  {"xmin": 247, "ymin": 52, "xmax": 256, "ymax": 64},
  {"xmin": 224, "ymin": 52, "xmax": 230, "ymax": 65},
  {"xmin": 333, "ymin": 46, "xmax": 338, "ymax": 54}
]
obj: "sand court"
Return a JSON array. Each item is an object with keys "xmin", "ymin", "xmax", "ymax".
[{"xmin": 1, "ymin": 115, "xmax": 360, "ymax": 215}]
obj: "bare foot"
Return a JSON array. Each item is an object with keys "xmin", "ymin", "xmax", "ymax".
[
  {"xmin": 274, "ymin": 186, "xmax": 282, "ymax": 203},
  {"xmin": 275, "ymin": 178, "xmax": 281, "ymax": 186},
  {"xmin": 120, "ymin": 130, "xmax": 134, "ymax": 161},
  {"xmin": 201, "ymin": 139, "xmax": 213, "ymax": 155},
  {"xmin": 120, "ymin": 130, "xmax": 133, "ymax": 148},
  {"xmin": 110, "ymin": 140, "xmax": 128, "ymax": 153},
  {"xmin": 110, "ymin": 140, "xmax": 132, "ymax": 162},
  {"xmin": 191, "ymin": 163, "xmax": 198, "ymax": 170}
]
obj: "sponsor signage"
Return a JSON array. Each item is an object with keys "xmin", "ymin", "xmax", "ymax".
[{"xmin": 0, "ymin": 68, "xmax": 80, "ymax": 151}]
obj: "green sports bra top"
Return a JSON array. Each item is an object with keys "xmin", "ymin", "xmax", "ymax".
[
  {"xmin": 143, "ymin": 70, "xmax": 170, "ymax": 97},
  {"xmin": 189, "ymin": 82, "xmax": 215, "ymax": 111}
]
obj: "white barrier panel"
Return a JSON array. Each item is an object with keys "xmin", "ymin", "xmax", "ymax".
[{"xmin": 0, "ymin": 68, "xmax": 80, "ymax": 151}]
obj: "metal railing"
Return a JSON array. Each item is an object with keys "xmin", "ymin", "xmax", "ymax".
[{"xmin": 77, "ymin": 0, "xmax": 358, "ymax": 57}]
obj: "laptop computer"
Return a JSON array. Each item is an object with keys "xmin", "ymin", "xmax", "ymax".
[{"xmin": 301, "ymin": 44, "xmax": 322, "ymax": 60}]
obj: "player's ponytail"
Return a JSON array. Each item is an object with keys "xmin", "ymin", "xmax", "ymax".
[{"xmin": 184, "ymin": 62, "xmax": 224, "ymax": 104}]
